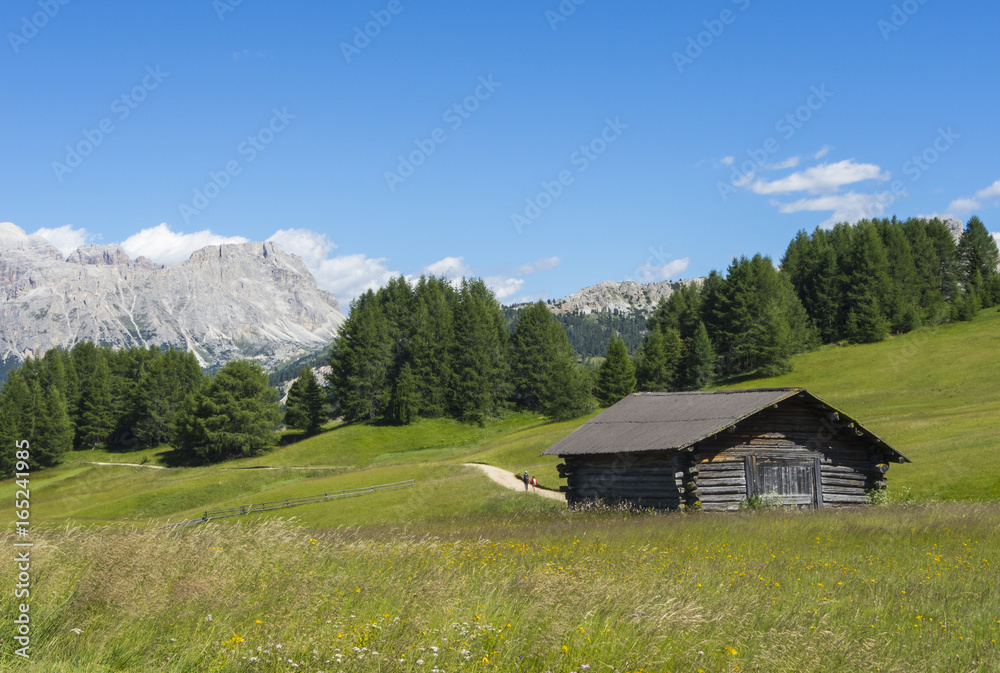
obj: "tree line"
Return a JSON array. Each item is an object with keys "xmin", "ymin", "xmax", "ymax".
[
  {"xmin": 0, "ymin": 343, "xmax": 203, "ymax": 473},
  {"xmin": 329, "ymin": 276, "xmax": 592, "ymax": 426}
]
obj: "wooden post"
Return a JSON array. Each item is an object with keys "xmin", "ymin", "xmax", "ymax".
[
  {"xmin": 813, "ymin": 457, "xmax": 824, "ymax": 509},
  {"xmin": 743, "ymin": 456, "xmax": 755, "ymax": 498}
]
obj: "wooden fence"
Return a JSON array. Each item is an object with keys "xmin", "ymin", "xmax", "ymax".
[{"xmin": 164, "ymin": 480, "xmax": 415, "ymax": 528}]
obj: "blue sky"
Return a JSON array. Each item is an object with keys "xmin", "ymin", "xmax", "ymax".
[{"xmin": 3, "ymin": 0, "xmax": 999, "ymax": 304}]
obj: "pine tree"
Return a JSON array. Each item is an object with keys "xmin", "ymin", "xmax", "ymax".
[
  {"xmin": 39, "ymin": 385, "xmax": 73, "ymax": 465},
  {"xmin": 509, "ymin": 301, "xmax": 569, "ymax": 411},
  {"xmin": 390, "ymin": 363, "xmax": 419, "ymax": 425},
  {"xmin": 285, "ymin": 367, "xmax": 326, "ymax": 434},
  {"xmin": 172, "ymin": 359, "xmax": 282, "ymax": 464},
  {"xmin": 541, "ymin": 356, "xmax": 592, "ymax": 421},
  {"xmin": 903, "ymin": 218, "xmax": 948, "ymax": 324},
  {"xmin": 679, "ymin": 321, "xmax": 715, "ymax": 390},
  {"xmin": 452, "ymin": 278, "xmax": 510, "ymax": 425},
  {"xmin": 957, "ymin": 216, "xmax": 1000, "ymax": 307},
  {"xmin": 411, "ymin": 276, "xmax": 457, "ymax": 417},
  {"xmin": 134, "ymin": 349, "xmax": 204, "ymax": 447},
  {"xmin": 76, "ymin": 353, "xmax": 114, "ymax": 450},
  {"xmin": 877, "ymin": 219, "xmax": 922, "ymax": 333},
  {"xmin": 635, "ymin": 326, "xmax": 682, "ymax": 391},
  {"xmin": 596, "ymin": 336, "xmax": 636, "ymax": 406},
  {"xmin": 329, "ymin": 290, "xmax": 393, "ymax": 421},
  {"xmin": 843, "ymin": 222, "xmax": 891, "ymax": 344}
]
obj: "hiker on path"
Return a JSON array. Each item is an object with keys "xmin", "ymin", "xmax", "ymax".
[
  {"xmin": 522, "ymin": 471, "xmax": 530, "ymax": 491},
  {"xmin": 530, "ymin": 476, "xmax": 537, "ymax": 492}
]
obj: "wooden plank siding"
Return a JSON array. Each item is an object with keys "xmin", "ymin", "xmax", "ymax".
[
  {"xmin": 691, "ymin": 396, "xmax": 886, "ymax": 511},
  {"xmin": 558, "ymin": 394, "xmax": 892, "ymax": 512}
]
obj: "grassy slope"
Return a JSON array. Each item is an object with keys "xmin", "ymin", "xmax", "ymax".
[
  {"xmin": 720, "ymin": 307, "xmax": 1000, "ymax": 501},
  {"xmin": 6, "ymin": 308, "xmax": 999, "ymax": 530}
]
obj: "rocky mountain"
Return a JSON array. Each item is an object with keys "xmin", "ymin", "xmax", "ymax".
[
  {"xmin": 545, "ymin": 279, "xmax": 701, "ymax": 315},
  {"xmin": 0, "ymin": 222, "xmax": 345, "ymax": 373}
]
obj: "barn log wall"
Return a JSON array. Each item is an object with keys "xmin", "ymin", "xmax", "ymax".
[
  {"xmin": 691, "ymin": 395, "xmax": 888, "ymax": 511},
  {"xmin": 557, "ymin": 452, "xmax": 684, "ymax": 509}
]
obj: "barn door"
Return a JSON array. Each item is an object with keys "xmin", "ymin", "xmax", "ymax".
[{"xmin": 745, "ymin": 456, "xmax": 823, "ymax": 508}]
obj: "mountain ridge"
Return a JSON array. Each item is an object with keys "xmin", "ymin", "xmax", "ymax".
[{"xmin": 0, "ymin": 222, "xmax": 345, "ymax": 372}]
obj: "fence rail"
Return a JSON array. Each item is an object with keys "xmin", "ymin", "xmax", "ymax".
[{"xmin": 163, "ymin": 480, "xmax": 415, "ymax": 528}]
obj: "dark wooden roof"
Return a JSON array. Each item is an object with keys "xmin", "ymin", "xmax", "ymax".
[{"xmin": 543, "ymin": 388, "xmax": 909, "ymax": 462}]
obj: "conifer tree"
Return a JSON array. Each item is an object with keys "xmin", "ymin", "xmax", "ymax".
[
  {"xmin": 390, "ymin": 363, "xmax": 419, "ymax": 425},
  {"xmin": 329, "ymin": 290, "xmax": 393, "ymax": 421},
  {"xmin": 596, "ymin": 336, "xmax": 636, "ymax": 406},
  {"xmin": 957, "ymin": 216, "xmax": 1000, "ymax": 307},
  {"xmin": 635, "ymin": 326, "xmax": 682, "ymax": 391},
  {"xmin": 679, "ymin": 321, "xmax": 716, "ymax": 390},
  {"xmin": 509, "ymin": 301, "xmax": 568, "ymax": 411},
  {"xmin": 172, "ymin": 359, "xmax": 282, "ymax": 464},
  {"xmin": 541, "ymin": 355, "xmax": 592, "ymax": 421},
  {"xmin": 411, "ymin": 276, "xmax": 457, "ymax": 418},
  {"xmin": 844, "ymin": 222, "xmax": 891, "ymax": 344},
  {"xmin": 75, "ymin": 352, "xmax": 114, "ymax": 449},
  {"xmin": 452, "ymin": 278, "xmax": 510, "ymax": 424},
  {"xmin": 285, "ymin": 367, "xmax": 326, "ymax": 434}
]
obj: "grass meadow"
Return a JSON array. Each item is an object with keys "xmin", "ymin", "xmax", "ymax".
[
  {"xmin": 3, "ymin": 505, "xmax": 999, "ymax": 671},
  {"xmin": 2, "ymin": 307, "xmax": 999, "ymax": 670}
]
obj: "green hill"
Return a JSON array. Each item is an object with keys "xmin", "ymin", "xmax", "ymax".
[
  {"xmin": 7, "ymin": 308, "xmax": 999, "ymax": 529},
  {"xmin": 720, "ymin": 307, "xmax": 1000, "ymax": 501}
]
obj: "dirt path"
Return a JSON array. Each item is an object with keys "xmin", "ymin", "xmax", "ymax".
[
  {"xmin": 88, "ymin": 462, "xmax": 167, "ymax": 470},
  {"xmin": 463, "ymin": 463, "xmax": 566, "ymax": 502}
]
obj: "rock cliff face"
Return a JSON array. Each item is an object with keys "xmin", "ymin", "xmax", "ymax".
[
  {"xmin": 0, "ymin": 222, "xmax": 345, "ymax": 370},
  {"xmin": 548, "ymin": 279, "xmax": 701, "ymax": 315}
]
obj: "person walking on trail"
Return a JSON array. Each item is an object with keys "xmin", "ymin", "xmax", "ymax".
[
  {"xmin": 522, "ymin": 471, "xmax": 530, "ymax": 491},
  {"xmin": 530, "ymin": 476, "xmax": 538, "ymax": 492}
]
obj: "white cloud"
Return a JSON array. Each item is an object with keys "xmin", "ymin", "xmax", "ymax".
[
  {"xmin": 947, "ymin": 197, "xmax": 980, "ymax": 215},
  {"xmin": 422, "ymin": 256, "xmax": 471, "ymax": 280},
  {"xmin": 814, "ymin": 145, "xmax": 832, "ymax": 160},
  {"xmin": 976, "ymin": 180, "xmax": 1000, "ymax": 200},
  {"xmin": 634, "ymin": 257, "xmax": 690, "ymax": 283},
  {"xmin": 267, "ymin": 228, "xmax": 336, "ymax": 263},
  {"xmin": 513, "ymin": 256, "xmax": 561, "ymax": 276},
  {"xmin": 309, "ymin": 253, "xmax": 397, "ymax": 305},
  {"xmin": 751, "ymin": 160, "xmax": 890, "ymax": 195},
  {"xmin": 762, "ymin": 156, "xmax": 800, "ymax": 171},
  {"xmin": 993, "ymin": 232, "xmax": 1000, "ymax": 248},
  {"xmin": 120, "ymin": 223, "xmax": 249, "ymax": 265},
  {"xmin": 720, "ymin": 156, "xmax": 735, "ymax": 166},
  {"xmin": 775, "ymin": 191, "xmax": 891, "ymax": 229},
  {"xmin": 484, "ymin": 276, "xmax": 524, "ymax": 300},
  {"xmin": 31, "ymin": 225, "xmax": 93, "ymax": 257},
  {"xmin": 944, "ymin": 179, "xmax": 1000, "ymax": 217}
]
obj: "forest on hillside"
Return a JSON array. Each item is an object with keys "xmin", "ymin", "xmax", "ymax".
[{"xmin": 1, "ymin": 215, "xmax": 997, "ymax": 468}]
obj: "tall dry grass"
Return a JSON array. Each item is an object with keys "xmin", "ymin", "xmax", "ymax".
[{"xmin": 3, "ymin": 503, "xmax": 1000, "ymax": 671}]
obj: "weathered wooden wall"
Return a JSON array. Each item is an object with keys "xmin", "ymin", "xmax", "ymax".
[
  {"xmin": 690, "ymin": 396, "xmax": 888, "ymax": 511},
  {"xmin": 558, "ymin": 451, "xmax": 684, "ymax": 509}
]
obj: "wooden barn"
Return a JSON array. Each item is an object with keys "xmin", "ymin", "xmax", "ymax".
[{"xmin": 544, "ymin": 388, "xmax": 909, "ymax": 511}]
